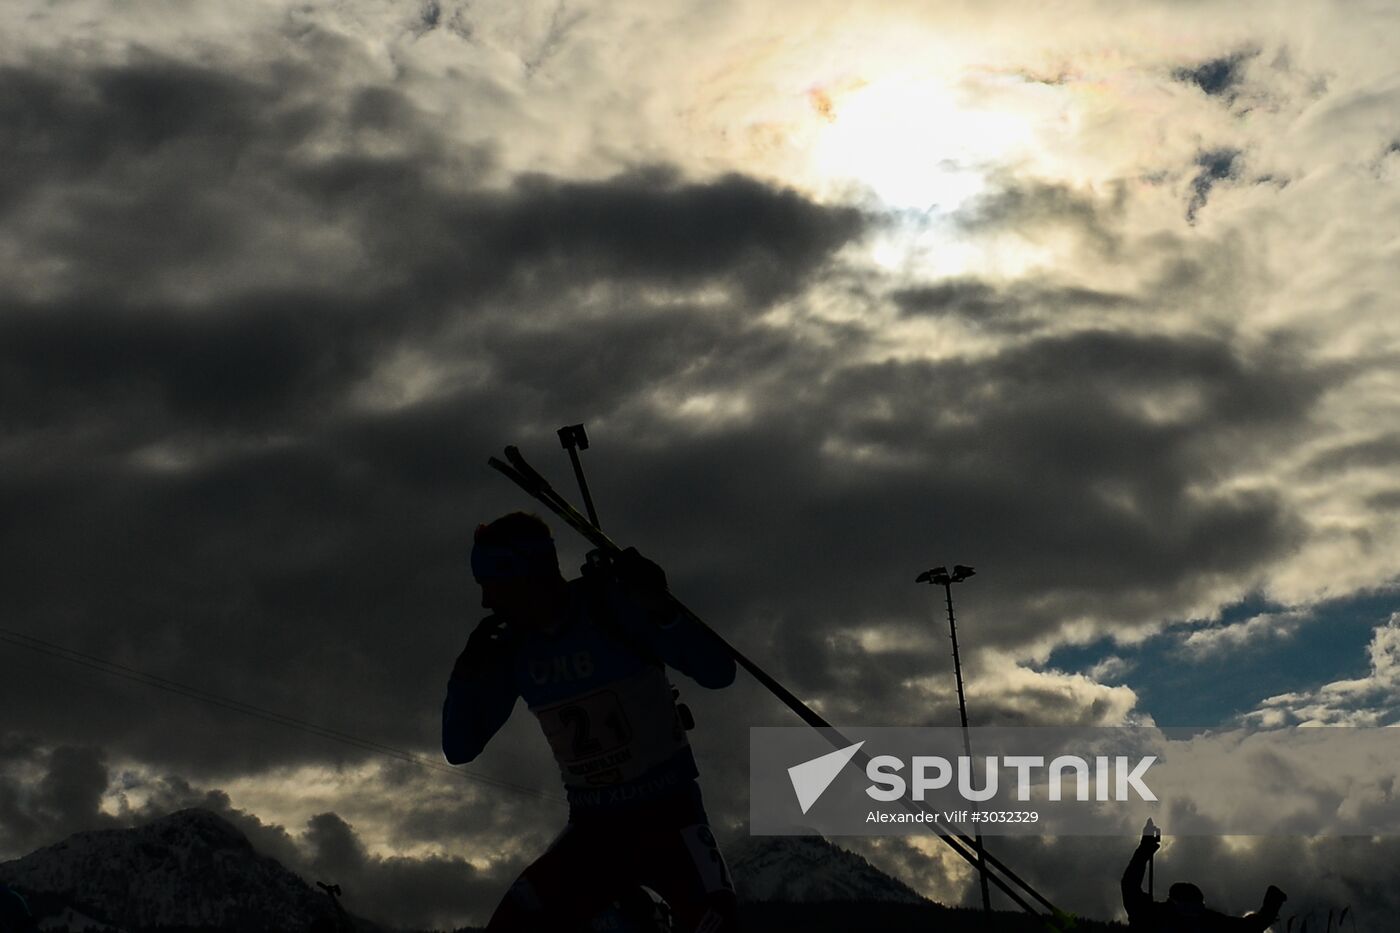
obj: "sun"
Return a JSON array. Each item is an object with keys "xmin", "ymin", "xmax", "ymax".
[
  {"xmin": 691, "ymin": 49, "xmax": 1055, "ymax": 276},
  {"xmin": 804, "ymin": 73, "xmax": 1033, "ymax": 213}
]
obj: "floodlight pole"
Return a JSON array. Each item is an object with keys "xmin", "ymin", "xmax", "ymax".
[
  {"xmin": 943, "ymin": 580, "xmax": 973, "ymax": 742},
  {"xmin": 918, "ymin": 565, "xmax": 992, "ymax": 917}
]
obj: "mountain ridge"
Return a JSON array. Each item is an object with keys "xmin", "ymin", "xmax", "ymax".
[
  {"xmin": 0, "ymin": 808, "xmax": 356, "ymax": 932},
  {"xmin": 725, "ymin": 834, "xmax": 928, "ymax": 904},
  {"xmin": 1, "ymin": 808, "xmax": 1115, "ymax": 932}
]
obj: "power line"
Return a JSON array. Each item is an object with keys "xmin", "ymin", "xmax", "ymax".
[{"xmin": 0, "ymin": 627, "xmax": 566, "ymax": 806}]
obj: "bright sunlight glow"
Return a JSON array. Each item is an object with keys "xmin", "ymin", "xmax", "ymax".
[{"xmin": 807, "ymin": 74, "xmax": 1033, "ymax": 212}]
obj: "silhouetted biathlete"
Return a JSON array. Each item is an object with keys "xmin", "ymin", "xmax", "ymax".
[
  {"xmin": 442, "ymin": 512, "xmax": 738, "ymax": 933},
  {"xmin": 1122, "ymin": 822, "xmax": 1286, "ymax": 931}
]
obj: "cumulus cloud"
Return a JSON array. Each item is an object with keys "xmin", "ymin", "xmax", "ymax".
[
  {"xmin": 1086, "ymin": 655, "xmax": 1134, "ymax": 682},
  {"xmin": 908, "ymin": 653, "xmax": 1142, "ymax": 726},
  {"xmin": 1246, "ymin": 615, "xmax": 1400, "ymax": 726},
  {"xmin": 1181, "ymin": 609, "xmax": 1310, "ymax": 658}
]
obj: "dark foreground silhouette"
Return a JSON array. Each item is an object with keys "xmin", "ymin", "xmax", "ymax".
[
  {"xmin": 443, "ymin": 512, "xmax": 738, "ymax": 932},
  {"xmin": 0, "ymin": 883, "xmax": 37, "ymax": 933},
  {"xmin": 1122, "ymin": 823, "xmax": 1285, "ymax": 932},
  {"xmin": 448, "ymin": 901, "xmax": 1128, "ymax": 933}
]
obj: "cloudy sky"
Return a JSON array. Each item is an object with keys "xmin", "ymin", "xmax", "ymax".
[{"xmin": 2, "ymin": 0, "xmax": 1399, "ymax": 927}]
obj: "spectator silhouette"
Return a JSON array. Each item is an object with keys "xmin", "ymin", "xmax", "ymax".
[
  {"xmin": 308, "ymin": 881, "xmax": 353, "ymax": 933},
  {"xmin": 1122, "ymin": 822, "xmax": 1286, "ymax": 931}
]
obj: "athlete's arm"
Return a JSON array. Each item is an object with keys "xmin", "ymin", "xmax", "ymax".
[
  {"xmin": 1120, "ymin": 836, "xmax": 1156, "ymax": 922},
  {"xmin": 441, "ymin": 618, "xmax": 520, "ymax": 764},
  {"xmin": 644, "ymin": 604, "xmax": 736, "ymax": 688},
  {"xmin": 608, "ymin": 550, "xmax": 736, "ymax": 688},
  {"xmin": 1203, "ymin": 886, "xmax": 1287, "ymax": 932}
]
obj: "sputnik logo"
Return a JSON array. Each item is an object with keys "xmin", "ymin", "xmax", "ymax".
[{"xmin": 787, "ymin": 741, "xmax": 865, "ymax": 814}]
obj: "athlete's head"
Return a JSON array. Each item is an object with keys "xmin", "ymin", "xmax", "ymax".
[
  {"xmin": 1168, "ymin": 882, "xmax": 1205, "ymax": 916},
  {"xmin": 472, "ymin": 512, "xmax": 565, "ymax": 626}
]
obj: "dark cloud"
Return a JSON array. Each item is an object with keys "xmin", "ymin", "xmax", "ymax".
[
  {"xmin": 418, "ymin": 0, "xmax": 443, "ymax": 34},
  {"xmin": 34, "ymin": 747, "xmax": 111, "ymax": 836},
  {"xmin": 0, "ymin": 59, "xmax": 277, "ymax": 216},
  {"xmin": 0, "ymin": 743, "xmax": 119, "ymax": 855},
  {"xmin": 470, "ymin": 169, "xmax": 867, "ymax": 303},
  {"xmin": 306, "ymin": 812, "xmax": 369, "ymax": 879},
  {"xmin": 1304, "ymin": 433, "xmax": 1400, "ymax": 475},
  {"xmin": 0, "ymin": 737, "xmax": 43, "ymax": 849},
  {"xmin": 0, "ymin": 293, "xmax": 390, "ymax": 434},
  {"xmin": 301, "ymin": 811, "xmax": 506, "ymax": 929},
  {"xmin": 893, "ymin": 278, "xmax": 1137, "ymax": 334},
  {"xmin": 0, "ymin": 48, "xmax": 868, "ymax": 781},
  {"xmin": 1365, "ymin": 489, "xmax": 1400, "ymax": 512},
  {"xmin": 951, "ymin": 178, "xmax": 1124, "ymax": 255},
  {"xmin": 1, "ymin": 52, "xmax": 862, "ymax": 314},
  {"xmin": 285, "ymin": 159, "xmax": 867, "ymax": 308}
]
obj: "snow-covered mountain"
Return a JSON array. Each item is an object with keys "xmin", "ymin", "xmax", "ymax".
[
  {"xmin": 4, "ymin": 810, "xmax": 928, "ymax": 930},
  {"xmin": 0, "ymin": 808, "xmax": 354, "ymax": 932},
  {"xmin": 726, "ymin": 834, "xmax": 928, "ymax": 904}
]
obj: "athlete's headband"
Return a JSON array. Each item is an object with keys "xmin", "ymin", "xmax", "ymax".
[{"xmin": 470, "ymin": 537, "xmax": 559, "ymax": 582}]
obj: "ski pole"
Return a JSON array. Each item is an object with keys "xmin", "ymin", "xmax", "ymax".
[
  {"xmin": 557, "ymin": 424, "xmax": 601, "ymax": 529},
  {"xmin": 488, "ymin": 446, "xmax": 1062, "ymax": 918}
]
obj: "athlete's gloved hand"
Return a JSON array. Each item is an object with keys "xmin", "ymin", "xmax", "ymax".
[
  {"xmin": 611, "ymin": 547, "xmax": 675, "ymax": 622},
  {"xmin": 1261, "ymin": 885, "xmax": 1287, "ymax": 917},
  {"xmin": 1137, "ymin": 819, "xmax": 1160, "ymax": 855},
  {"xmin": 613, "ymin": 547, "xmax": 668, "ymax": 595},
  {"xmin": 451, "ymin": 616, "xmax": 513, "ymax": 681}
]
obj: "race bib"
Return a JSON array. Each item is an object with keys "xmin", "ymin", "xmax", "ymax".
[{"xmin": 532, "ymin": 668, "xmax": 688, "ymax": 787}]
